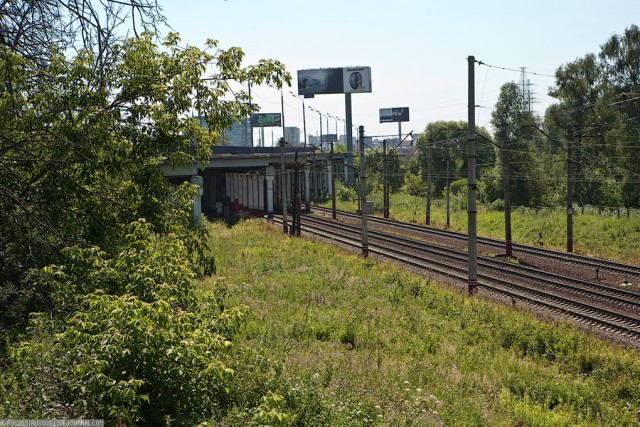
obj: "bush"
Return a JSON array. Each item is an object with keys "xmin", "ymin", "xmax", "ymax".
[
  {"xmin": 0, "ymin": 221, "xmax": 249, "ymax": 425},
  {"xmin": 335, "ymin": 181, "xmax": 357, "ymax": 201},
  {"xmin": 402, "ymin": 173, "xmax": 426, "ymax": 197}
]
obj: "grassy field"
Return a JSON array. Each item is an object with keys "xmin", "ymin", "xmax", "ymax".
[
  {"xmin": 319, "ymin": 192, "xmax": 640, "ymax": 266},
  {"xmin": 203, "ymin": 219, "xmax": 640, "ymax": 426}
]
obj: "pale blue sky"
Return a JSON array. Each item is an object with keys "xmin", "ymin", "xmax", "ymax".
[{"xmin": 160, "ymin": 0, "xmax": 639, "ymax": 143}]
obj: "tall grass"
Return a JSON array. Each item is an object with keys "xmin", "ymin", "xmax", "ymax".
[
  {"xmin": 319, "ymin": 191, "xmax": 640, "ymax": 265},
  {"xmin": 203, "ymin": 219, "xmax": 640, "ymax": 426}
]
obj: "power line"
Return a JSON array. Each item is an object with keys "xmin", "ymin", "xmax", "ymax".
[{"xmin": 476, "ymin": 61, "xmax": 556, "ymax": 78}]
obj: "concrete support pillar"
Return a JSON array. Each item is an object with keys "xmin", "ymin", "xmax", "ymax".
[
  {"xmin": 320, "ymin": 165, "xmax": 326, "ymax": 198},
  {"xmin": 315, "ymin": 165, "xmax": 321, "ymax": 199},
  {"xmin": 227, "ymin": 173, "xmax": 234, "ymax": 212},
  {"xmin": 304, "ymin": 165, "xmax": 311, "ymax": 205},
  {"xmin": 248, "ymin": 174, "xmax": 253, "ymax": 213},
  {"xmin": 236, "ymin": 174, "xmax": 241, "ymax": 212},
  {"xmin": 248, "ymin": 174, "xmax": 253, "ymax": 212},
  {"xmin": 233, "ymin": 174, "xmax": 239, "ymax": 212},
  {"xmin": 258, "ymin": 173, "xmax": 265, "ymax": 215},
  {"xmin": 250, "ymin": 174, "xmax": 258, "ymax": 214},
  {"xmin": 322, "ymin": 162, "xmax": 331, "ymax": 199},
  {"xmin": 327, "ymin": 161, "xmax": 333, "ymax": 197},
  {"xmin": 285, "ymin": 171, "xmax": 292, "ymax": 211},
  {"xmin": 240, "ymin": 174, "xmax": 247, "ymax": 214},
  {"xmin": 190, "ymin": 175, "xmax": 204, "ymax": 226},
  {"xmin": 266, "ymin": 166, "xmax": 274, "ymax": 221},
  {"xmin": 245, "ymin": 174, "xmax": 251, "ymax": 213}
]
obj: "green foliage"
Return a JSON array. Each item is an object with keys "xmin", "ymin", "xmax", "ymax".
[
  {"xmin": 242, "ymin": 392, "xmax": 293, "ymax": 426},
  {"xmin": 204, "ymin": 219, "xmax": 640, "ymax": 426},
  {"xmin": 415, "ymin": 121, "xmax": 495, "ymax": 198},
  {"xmin": 546, "ymin": 25, "xmax": 640, "ymax": 208},
  {"xmin": 366, "ymin": 147, "xmax": 404, "ymax": 193},
  {"xmin": 1, "ymin": 220, "xmax": 248, "ymax": 424},
  {"xmin": 402, "ymin": 173, "xmax": 426, "ymax": 197},
  {"xmin": 0, "ymin": 21, "xmax": 289, "ymax": 355},
  {"xmin": 335, "ymin": 181, "xmax": 357, "ymax": 201},
  {"xmin": 486, "ymin": 82, "xmax": 548, "ymax": 207}
]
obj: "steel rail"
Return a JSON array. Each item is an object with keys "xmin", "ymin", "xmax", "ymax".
[
  {"xmin": 273, "ymin": 214, "xmax": 640, "ymax": 341},
  {"xmin": 311, "ymin": 206, "xmax": 640, "ymax": 281},
  {"xmin": 300, "ymin": 214, "xmax": 640, "ymax": 313}
]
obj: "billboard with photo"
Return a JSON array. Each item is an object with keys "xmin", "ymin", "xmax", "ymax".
[
  {"xmin": 379, "ymin": 107, "xmax": 410, "ymax": 123},
  {"xmin": 297, "ymin": 66, "xmax": 372, "ymax": 97},
  {"xmin": 343, "ymin": 66, "xmax": 372, "ymax": 93},
  {"xmin": 251, "ymin": 113, "xmax": 282, "ymax": 127},
  {"xmin": 297, "ymin": 68, "xmax": 343, "ymax": 97}
]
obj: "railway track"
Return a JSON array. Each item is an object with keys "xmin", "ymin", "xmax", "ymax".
[
  {"xmin": 311, "ymin": 206, "xmax": 640, "ymax": 284},
  {"xmin": 273, "ymin": 212, "xmax": 640, "ymax": 343}
]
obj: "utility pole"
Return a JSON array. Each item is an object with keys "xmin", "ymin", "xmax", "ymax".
[
  {"xmin": 467, "ymin": 55, "xmax": 478, "ymax": 295},
  {"xmin": 291, "ymin": 148, "xmax": 301, "ymax": 236},
  {"xmin": 446, "ymin": 158, "xmax": 450, "ymax": 228},
  {"xmin": 248, "ymin": 82, "xmax": 253, "ymax": 148},
  {"xmin": 326, "ymin": 116, "xmax": 329, "ymax": 143},
  {"xmin": 279, "ymin": 137, "xmax": 288, "ymax": 234},
  {"xmin": 331, "ymin": 141, "xmax": 337, "ymax": 219},
  {"xmin": 383, "ymin": 139, "xmax": 389, "ymax": 218},
  {"xmin": 359, "ymin": 126, "xmax": 368, "ymax": 257},
  {"xmin": 426, "ymin": 136, "xmax": 433, "ymax": 226},
  {"xmin": 280, "ymin": 89, "xmax": 286, "ymax": 142},
  {"xmin": 290, "ymin": 149, "xmax": 297, "ymax": 236},
  {"xmin": 501, "ymin": 124, "xmax": 512, "ymax": 258},
  {"xmin": 567, "ymin": 124, "xmax": 574, "ymax": 253},
  {"xmin": 319, "ymin": 112, "xmax": 323, "ymax": 151},
  {"xmin": 301, "ymin": 97, "xmax": 307, "ymax": 147}
]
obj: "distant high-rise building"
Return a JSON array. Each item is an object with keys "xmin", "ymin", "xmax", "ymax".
[
  {"xmin": 284, "ymin": 126, "xmax": 301, "ymax": 146},
  {"xmin": 223, "ymin": 118, "xmax": 252, "ymax": 146},
  {"xmin": 308, "ymin": 134, "xmax": 320, "ymax": 147},
  {"xmin": 196, "ymin": 115, "xmax": 252, "ymax": 146}
]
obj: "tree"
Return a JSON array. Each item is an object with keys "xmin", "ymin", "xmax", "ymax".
[
  {"xmin": 545, "ymin": 26, "xmax": 640, "ymax": 207},
  {"xmin": 600, "ymin": 25, "xmax": 640, "ymax": 207},
  {"xmin": 0, "ymin": 0, "xmax": 164, "ymax": 67},
  {"xmin": 366, "ymin": 145, "xmax": 403, "ymax": 193},
  {"xmin": 483, "ymin": 82, "xmax": 547, "ymax": 207},
  {"xmin": 0, "ymin": 2, "xmax": 293, "ymax": 422},
  {"xmin": 415, "ymin": 121, "xmax": 495, "ymax": 198},
  {"xmin": 0, "ymin": 3, "xmax": 290, "ymax": 347},
  {"xmin": 600, "ymin": 24, "xmax": 640, "ymax": 93},
  {"xmin": 0, "ymin": 0, "xmax": 165, "ymax": 345}
]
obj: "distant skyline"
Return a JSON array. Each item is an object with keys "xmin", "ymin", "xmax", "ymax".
[{"xmin": 160, "ymin": 0, "xmax": 640, "ymax": 145}]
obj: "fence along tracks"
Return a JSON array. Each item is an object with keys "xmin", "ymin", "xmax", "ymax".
[{"xmin": 273, "ymin": 209, "xmax": 640, "ymax": 344}]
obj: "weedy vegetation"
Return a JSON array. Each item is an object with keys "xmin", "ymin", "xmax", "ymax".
[
  {"xmin": 320, "ymin": 192, "xmax": 640, "ymax": 266},
  {"xmin": 202, "ymin": 219, "xmax": 640, "ymax": 426}
]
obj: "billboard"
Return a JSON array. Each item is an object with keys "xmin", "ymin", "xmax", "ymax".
[
  {"xmin": 321, "ymin": 134, "xmax": 338, "ymax": 143},
  {"xmin": 297, "ymin": 66, "xmax": 372, "ymax": 97},
  {"xmin": 343, "ymin": 67, "xmax": 372, "ymax": 94},
  {"xmin": 379, "ymin": 107, "xmax": 410, "ymax": 123},
  {"xmin": 251, "ymin": 113, "xmax": 282, "ymax": 127}
]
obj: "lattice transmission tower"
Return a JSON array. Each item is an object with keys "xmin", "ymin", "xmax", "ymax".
[{"xmin": 519, "ymin": 67, "xmax": 536, "ymax": 112}]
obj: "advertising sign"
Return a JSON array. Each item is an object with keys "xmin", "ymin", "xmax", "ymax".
[
  {"xmin": 251, "ymin": 113, "xmax": 282, "ymax": 127},
  {"xmin": 321, "ymin": 134, "xmax": 338, "ymax": 143},
  {"xmin": 343, "ymin": 67, "xmax": 372, "ymax": 94},
  {"xmin": 379, "ymin": 107, "xmax": 410, "ymax": 123},
  {"xmin": 297, "ymin": 66, "xmax": 372, "ymax": 97}
]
